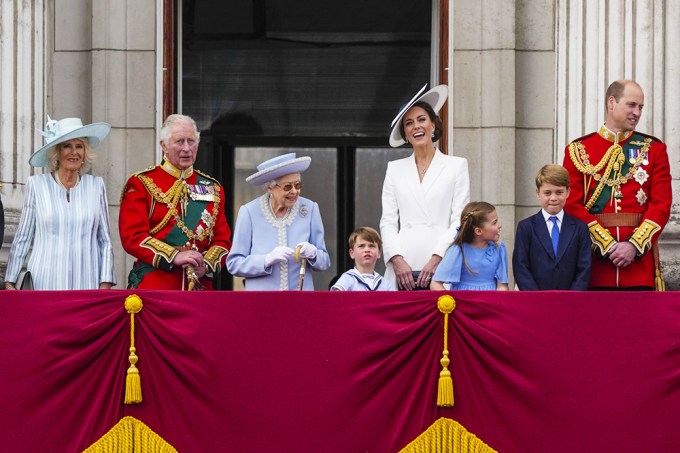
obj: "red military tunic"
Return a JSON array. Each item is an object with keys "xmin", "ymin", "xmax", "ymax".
[
  {"xmin": 119, "ymin": 159, "xmax": 232, "ymax": 289},
  {"xmin": 562, "ymin": 125, "xmax": 672, "ymax": 288}
]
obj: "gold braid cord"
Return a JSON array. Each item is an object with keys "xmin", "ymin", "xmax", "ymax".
[
  {"xmin": 138, "ymin": 174, "xmax": 221, "ymax": 242},
  {"xmin": 568, "ymin": 142, "xmax": 624, "ymax": 210},
  {"xmin": 399, "ymin": 417, "xmax": 497, "ymax": 453},
  {"xmin": 83, "ymin": 416, "xmax": 178, "ymax": 453},
  {"xmin": 437, "ymin": 295, "xmax": 456, "ymax": 407},
  {"xmin": 124, "ymin": 295, "xmax": 143, "ymax": 404}
]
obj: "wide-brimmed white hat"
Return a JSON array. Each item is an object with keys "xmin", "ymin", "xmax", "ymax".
[
  {"xmin": 246, "ymin": 153, "xmax": 312, "ymax": 186},
  {"xmin": 388, "ymin": 84, "xmax": 448, "ymax": 147},
  {"xmin": 29, "ymin": 116, "xmax": 111, "ymax": 167}
]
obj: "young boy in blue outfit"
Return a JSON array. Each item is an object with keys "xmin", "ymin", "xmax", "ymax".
[
  {"xmin": 513, "ymin": 164, "xmax": 591, "ymax": 290},
  {"xmin": 331, "ymin": 227, "xmax": 395, "ymax": 291}
]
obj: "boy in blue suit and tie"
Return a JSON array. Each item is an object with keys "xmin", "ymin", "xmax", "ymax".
[{"xmin": 513, "ymin": 164, "xmax": 591, "ymax": 290}]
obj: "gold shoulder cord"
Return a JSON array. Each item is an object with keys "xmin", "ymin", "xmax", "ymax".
[
  {"xmin": 138, "ymin": 174, "xmax": 221, "ymax": 241},
  {"xmin": 568, "ymin": 142, "xmax": 624, "ymax": 210},
  {"xmin": 138, "ymin": 175, "xmax": 184, "ymax": 234}
]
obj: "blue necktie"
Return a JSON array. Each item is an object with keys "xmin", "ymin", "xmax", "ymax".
[{"xmin": 549, "ymin": 216, "xmax": 559, "ymax": 256}]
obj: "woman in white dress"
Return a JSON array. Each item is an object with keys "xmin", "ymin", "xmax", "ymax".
[
  {"xmin": 3, "ymin": 117, "xmax": 116, "ymax": 290},
  {"xmin": 380, "ymin": 85, "xmax": 470, "ymax": 290}
]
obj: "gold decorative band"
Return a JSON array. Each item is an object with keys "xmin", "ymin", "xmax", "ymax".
[
  {"xmin": 629, "ymin": 219, "xmax": 661, "ymax": 254},
  {"xmin": 204, "ymin": 246, "xmax": 229, "ymax": 272},
  {"xmin": 140, "ymin": 237, "xmax": 178, "ymax": 267},
  {"xmin": 587, "ymin": 221, "xmax": 616, "ymax": 256}
]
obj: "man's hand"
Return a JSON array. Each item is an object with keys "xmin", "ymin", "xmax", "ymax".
[
  {"xmin": 173, "ymin": 250, "xmax": 205, "ymax": 268},
  {"xmin": 608, "ymin": 241, "xmax": 637, "ymax": 268}
]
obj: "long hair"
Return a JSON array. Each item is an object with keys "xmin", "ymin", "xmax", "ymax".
[{"xmin": 452, "ymin": 201, "xmax": 497, "ymax": 274}]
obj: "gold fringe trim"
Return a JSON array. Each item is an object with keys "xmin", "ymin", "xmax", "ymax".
[
  {"xmin": 83, "ymin": 416, "xmax": 177, "ymax": 453},
  {"xmin": 399, "ymin": 417, "xmax": 497, "ymax": 453},
  {"xmin": 124, "ymin": 295, "xmax": 143, "ymax": 404},
  {"xmin": 437, "ymin": 295, "xmax": 456, "ymax": 407}
]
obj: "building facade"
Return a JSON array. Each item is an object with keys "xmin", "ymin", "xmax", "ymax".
[{"xmin": 1, "ymin": 0, "xmax": 678, "ymax": 288}]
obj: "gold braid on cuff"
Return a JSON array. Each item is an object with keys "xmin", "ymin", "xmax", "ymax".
[
  {"xmin": 629, "ymin": 219, "xmax": 661, "ymax": 254},
  {"xmin": 587, "ymin": 221, "xmax": 616, "ymax": 257}
]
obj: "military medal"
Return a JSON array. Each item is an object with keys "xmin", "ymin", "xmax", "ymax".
[
  {"xmin": 636, "ymin": 188, "xmax": 648, "ymax": 205},
  {"xmin": 628, "ymin": 148, "xmax": 639, "ymax": 164}
]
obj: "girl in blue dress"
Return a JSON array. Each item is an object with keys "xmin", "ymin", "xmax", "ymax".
[{"xmin": 430, "ymin": 201, "xmax": 509, "ymax": 291}]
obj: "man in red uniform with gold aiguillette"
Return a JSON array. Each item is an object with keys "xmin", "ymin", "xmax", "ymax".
[
  {"xmin": 120, "ymin": 114, "xmax": 231, "ymax": 289},
  {"xmin": 562, "ymin": 80, "xmax": 671, "ymax": 290}
]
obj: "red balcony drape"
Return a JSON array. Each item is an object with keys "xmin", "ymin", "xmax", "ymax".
[{"xmin": 1, "ymin": 290, "xmax": 679, "ymax": 452}]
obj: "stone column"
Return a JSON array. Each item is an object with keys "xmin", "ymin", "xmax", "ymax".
[
  {"xmin": 0, "ymin": 1, "xmax": 45, "ymax": 271},
  {"xmin": 452, "ymin": 0, "xmax": 517, "ymax": 241}
]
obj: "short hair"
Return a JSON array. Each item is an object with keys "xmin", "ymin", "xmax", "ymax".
[
  {"xmin": 398, "ymin": 101, "xmax": 444, "ymax": 144},
  {"xmin": 605, "ymin": 80, "xmax": 642, "ymax": 110},
  {"xmin": 47, "ymin": 138, "xmax": 95, "ymax": 173},
  {"xmin": 160, "ymin": 114, "xmax": 200, "ymax": 147},
  {"xmin": 535, "ymin": 164, "xmax": 570, "ymax": 189},
  {"xmin": 348, "ymin": 226, "xmax": 382, "ymax": 249}
]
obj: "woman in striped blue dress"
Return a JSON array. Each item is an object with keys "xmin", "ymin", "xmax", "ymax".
[{"xmin": 3, "ymin": 117, "xmax": 116, "ymax": 290}]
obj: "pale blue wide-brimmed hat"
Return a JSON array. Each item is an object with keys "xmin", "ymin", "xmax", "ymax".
[
  {"xmin": 389, "ymin": 84, "xmax": 448, "ymax": 147},
  {"xmin": 29, "ymin": 116, "xmax": 111, "ymax": 167},
  {"xmin": 246, "ymin": 153, "xmax": 311, "ymax": 185}
]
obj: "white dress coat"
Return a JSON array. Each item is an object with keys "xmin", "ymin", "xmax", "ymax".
[{"xmin": 380, "ymin": 149, "xmax": 470, "ymax": 285}]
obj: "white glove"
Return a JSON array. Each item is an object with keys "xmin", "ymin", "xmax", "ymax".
[
  {"xmin": 296, "ymin": 242, "xmax": 317, "ymax": 259},
  {"xmin": 265, "ymin": 246, "xmax": 295, "ymax": 268}
]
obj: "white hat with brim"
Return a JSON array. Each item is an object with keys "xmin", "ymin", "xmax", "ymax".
[
  {"xmin": 246, "ymin": 153, "xmax": 312, "ymax": 186},
  {"xmin": 388, "ymin": 84, "xmax": 449, "ymax": 147},
  {"xmin": 28, "ymin": 117, "xmax": 111, "ymax": 167}
]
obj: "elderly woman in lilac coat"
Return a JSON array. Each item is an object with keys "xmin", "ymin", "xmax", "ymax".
[{"xmin": 226, "ymin": 153, "xmax": 330, "ymax": 290}]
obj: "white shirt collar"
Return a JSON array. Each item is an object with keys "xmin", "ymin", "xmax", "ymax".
[{"xmin": 541, "ymin": 209, "xmax": 564, "ymax": 224}]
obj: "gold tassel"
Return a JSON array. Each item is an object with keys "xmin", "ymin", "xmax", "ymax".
[
  {"xmin": 124, "ymin": 294, "xmax": 143, "ymax": 404},
  {"xmin": 437, "ymin": 295, "xmax": 456, "ymax": 407},
  {"xmin": 656, "ymin": 268, "xmax": 666, "ymax": 292}
]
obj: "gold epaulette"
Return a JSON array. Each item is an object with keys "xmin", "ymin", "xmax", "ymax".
[
  {"xmin": 588, "ymin": 221, "xmax": 616, "ymax": 256},
  {"xmin": 119, "ymin": 166, "xmax": 157, "ymax": 203},
  {"xmin": 628, "ymin": 219, "xmax": 661, "ymax": 254},
  {"xmin": 204, "ymin": 245, "xmax": 229, "ymax": 272},
  {"xmin": 194, "ymin": 169, "xmax": 220, "ymax": 185},
  {"xmin": 634, "ymin": 131, "xmax": 663, "ymax": 144},
  {"xmin": 132, "ymin": 165, "xmax": 157, "ymax": 177}
]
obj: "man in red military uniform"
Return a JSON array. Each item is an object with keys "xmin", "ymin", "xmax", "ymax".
[
  {"xmin": 120, "ymin": 114, "xmax": 231, "ymax": 289},
  {"xmin": 562, "ymin": 80, "xmax": 671, "ymax": 290}
]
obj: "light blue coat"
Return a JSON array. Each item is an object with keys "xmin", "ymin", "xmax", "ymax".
[{"xmin": 226, "ymin": 194, "xmax": 330, "ymax": 290}]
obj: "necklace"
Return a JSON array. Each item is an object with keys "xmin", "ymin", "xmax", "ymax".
[{"xmin": 53, "ymin": 171, "xmax": 80, "ymax": 202}]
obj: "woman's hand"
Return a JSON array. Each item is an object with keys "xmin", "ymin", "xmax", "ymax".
[
  {"xmin": 99, "ymin": 282, "xmax": 113, "ymax": 290},
  {"xmin": 4, "ymin": 282, "xmax": 16, "ymax": 290},
  {"xmin": 390, "ymin": 255, "xmax": 415, "ymax": 290},
  {"xmin": 416, "ymin": 255, "xmax": 442, "ymax": 288}
]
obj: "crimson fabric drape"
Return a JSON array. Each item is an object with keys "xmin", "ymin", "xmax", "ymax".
[{"xmin": 1, "ymin": 290, "xmax": 680, "ymax": 452}]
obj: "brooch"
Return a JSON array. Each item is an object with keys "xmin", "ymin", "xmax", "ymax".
[
  {"xmin": 633, "ymin": 168, "xmax": 649, "ymax": 185},
  {"xmin": 636, "ymin": 189, "xmax": 648, "ymax": 205},
  {"xmin": 300, "ymin": 205, "xmax": 309, "ymax": 218}
]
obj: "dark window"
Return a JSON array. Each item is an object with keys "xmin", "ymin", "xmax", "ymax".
[{"xmin": 181, "ymin": 0, "xmax": 431, "ymax": 289}]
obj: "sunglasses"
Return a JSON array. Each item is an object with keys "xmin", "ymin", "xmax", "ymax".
[{"xmin": 273, "ymin": 181, "xmax": 302, "ymax": 192}]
